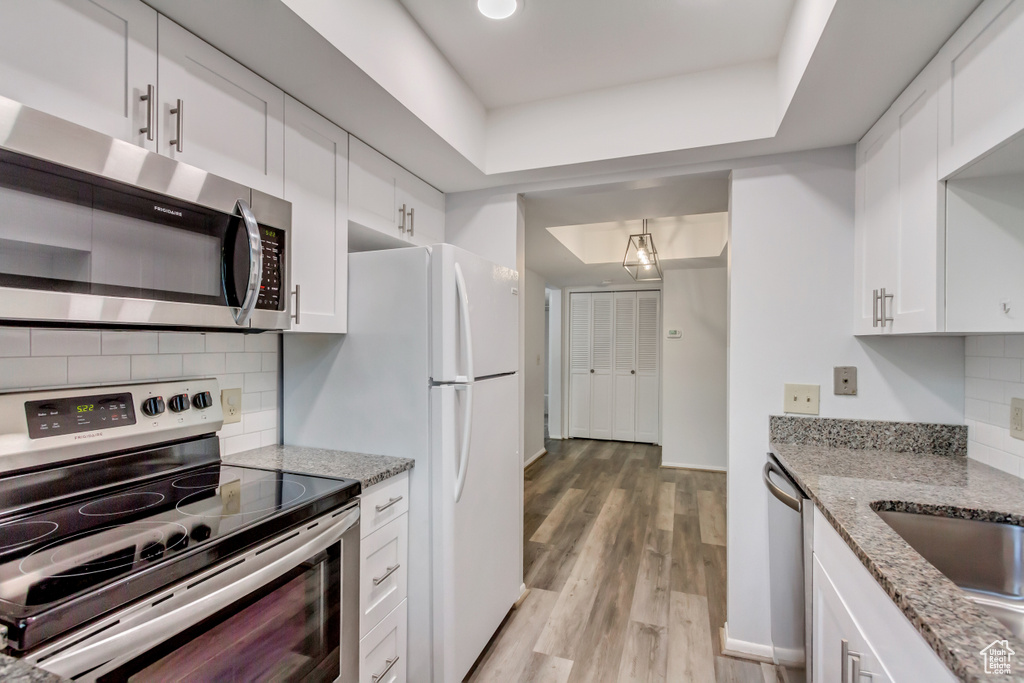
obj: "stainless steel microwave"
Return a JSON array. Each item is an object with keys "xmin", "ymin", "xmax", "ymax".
[{"xmin": 0, "ymin": 96, "xmax": 290, "ymax": 331}]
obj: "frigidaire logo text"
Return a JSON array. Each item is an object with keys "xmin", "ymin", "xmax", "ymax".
[
  {"xmin": 74, "ymin": 432, "xmax": 102, "ymax": 440},
  {"xmin": 154, "ymin": 205, "xmax": 183, "ymax": 217}
]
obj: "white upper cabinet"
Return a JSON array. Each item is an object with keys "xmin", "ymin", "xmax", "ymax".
[
  {"xmin": 0, "ymin": 0, "xmax": 158, "ymax": 151},
  {"xmin": 156, "ymin": 16, "xmax": 284, "ymax": 197},
  {"xmin": 349, "ymin": 136, "xmax": 444, "ymax": 248},
  {"xmin": 284, "ymin": 96, "xmax": 348, "ymax": 334},
  {"xmin": 937, "ymin": 0, "xmax": 1024, "ymax": 179},
  {"xmin": 854, "ymin": 65, "xmax": 943, "ymax": 335}
]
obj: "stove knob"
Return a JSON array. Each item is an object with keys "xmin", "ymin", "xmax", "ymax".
[
  {"xmin": 168, "ymin": 394, "xmax": 190, "ymax": 413},
  {"xmin": 190, "ymin": 523, "xmax": 212, "ymax": 542},
  {"xmin": 140, "ymin": 541, "xmax": 165, "ymax": 562},
  {"xmin": 192, "ymin": 391, "xmax": 213, "ymax": 410},
  {"xmin": 141, "ymin": 396, "xmax": 165, "ymax": 417}
]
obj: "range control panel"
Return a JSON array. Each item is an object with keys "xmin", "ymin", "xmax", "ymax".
[
  {"xmin": 256, "ymin": 226, "xmax": 285, "ymax": 311},
  {"xmin": 25, "ymin": 393, "xmax": 136, "ymax": 439}
]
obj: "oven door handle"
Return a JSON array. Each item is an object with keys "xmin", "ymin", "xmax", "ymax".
[
  {"xmin": 40, "ymin": 506, "xmax": 359, "ymax": 678},
  {"xmin": 232, "ymin": 198, "xmax": 263, "ymax": 326}
]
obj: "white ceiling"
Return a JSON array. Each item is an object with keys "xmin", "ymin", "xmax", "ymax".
[{"xmin": 398, "ymin": 0, "xmax": 796, "ymax": 109}]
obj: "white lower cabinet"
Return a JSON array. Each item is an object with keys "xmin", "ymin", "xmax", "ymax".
[
  {"xmin": 359, "ymin": 474, "xmax": 409, "ymax": 683},
  {"xmin": 812, "ymin": 508, "xmax": 957, "ymax": 683}
]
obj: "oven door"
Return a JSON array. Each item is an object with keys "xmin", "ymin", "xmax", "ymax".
[{"xmin": 26, "ymin": 504, "xmax": 359, "ymax": 683}]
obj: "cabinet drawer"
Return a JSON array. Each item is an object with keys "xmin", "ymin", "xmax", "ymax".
[
  {"xmin": 361, "ymin": 471, "xmax": 409, "ymax": 538},
  {"xmin": 360, "ymin": 514, "xmax": 408, "ymax": 637},
  {"xmin": 360, "ymin": 599, "xmax": 407, "ymax": 683}
]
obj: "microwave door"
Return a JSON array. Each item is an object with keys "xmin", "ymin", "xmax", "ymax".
[{"xmin": 222, "ymin": 199, "xmax": 263, "ymax": 326}]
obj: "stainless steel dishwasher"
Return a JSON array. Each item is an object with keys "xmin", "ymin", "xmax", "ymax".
[{"xmin": 763, "ymin": 453, "xmax": 812, "ymax": 681}]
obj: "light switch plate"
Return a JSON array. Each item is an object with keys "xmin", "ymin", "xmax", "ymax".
[
  {"xmin": 784, "ymin": 383, "xmax": 820, "ymax": 415},
  {"xmin": 834, "ymin": 366, "xmax": 857, "ymax": 395},
  {"xmin": 1012, "ymin": 398, "xmax": 1024, "ymax": 441},
  {"xmin": 221, "ymin": 388, "xmax": 242, "ymax": 424}
]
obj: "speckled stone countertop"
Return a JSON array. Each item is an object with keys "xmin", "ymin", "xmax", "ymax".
[
  {"xmin": 222, "ymin": 444, "xmax": 413, "ymax": 489},
  {"xmin": 771, "ymin": 417, "xmax": 1024, "ymax": 683},
  {"xmin": 0, "ymin": 654, "xmax": 66, "ymax": 682}
]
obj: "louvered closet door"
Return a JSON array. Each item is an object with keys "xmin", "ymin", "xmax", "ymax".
[
  {"xmin": 612, "ymin": 292, "xmax": 637, "ymax": 441},
  {"xmin": 635, "ymin": 291, "xmax": 661, "ymax": 443},
  {"xmin": 589, "ymin": 293, "xmax": 614, "ymax": 440},
  {"xmin": 568, "ymin": 293, "xmax": 592, "ymax": 438}
]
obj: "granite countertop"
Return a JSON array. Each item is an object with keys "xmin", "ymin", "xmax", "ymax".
[
  {"xmin": 0, "ymin": 654, "xmax": 66, "ymax": 682},
  {"xmin": 770, "ymin": 417, "xmax": 1024, "ymax": 683},
  {"xmin": 222, "ymin": 444, "xmax": 413, "ymax": 489}
]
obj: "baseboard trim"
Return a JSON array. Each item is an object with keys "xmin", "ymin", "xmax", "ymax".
[
  {"xmin": 525, "ymin": 448, "xmax": 547, "ymax": 468},
  {"xmin": 721, "ymin": 623, "xmax": 775, "ymax": 664},
  {"xmin": 660, "ymin": 462, "xmax": 727, "ymax": 473}
]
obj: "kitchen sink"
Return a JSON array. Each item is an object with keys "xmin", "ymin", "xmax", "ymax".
[{"xmin": 876, "ymin": 509, "xmax": 1024, "ymax": 639}]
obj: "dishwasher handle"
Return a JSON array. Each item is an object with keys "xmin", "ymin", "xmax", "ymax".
[{"xmin": 763, "ymin": 459, "xmax": 802, "ymax": 513}]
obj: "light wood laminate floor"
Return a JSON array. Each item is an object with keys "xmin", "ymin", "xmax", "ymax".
[{"xmin": 465, "ymin": 439, "xmax": 802, "ymax": 683}]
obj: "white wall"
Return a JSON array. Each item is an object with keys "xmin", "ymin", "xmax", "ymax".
[
  {"xmin": 661, "ymin": 267, "xmax": 728, "ymax": 470},
  {"xmin": 0, "ymin": 327, "xmax": 280, "ymax": 455},
  {"xmin": 524, "ymin": 270, "xmax": 547, "ymax": 465},
  {"xmin": 547, "ymin": 287, "xmax": 563, "ymax": 440},
  {"xmin": 965, "ymin": 335, "xmax": 1024, "ymax": 477},
  {"xmin": 726, "ymin": 146, "xmax": 965, "ymax": 656},
  {"xmin": 444, "ymin": 191, "xmax": 519, "ymax": 271}
]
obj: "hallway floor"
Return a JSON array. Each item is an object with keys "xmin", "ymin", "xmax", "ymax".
[{"xmin": 466, "ymin": 438, "xmax": 800, "ymax": 683}]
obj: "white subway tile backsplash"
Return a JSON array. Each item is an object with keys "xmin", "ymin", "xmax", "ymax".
[
  {"xmin": 966, "ymin": 377, "xmax": 1004, "ymax": 403},
  {"xmin": 243, "ymin": 409, "xmax": 277, "ymax": 433},
  {"xmin": 260, "ymin": 428, "xmax": 278, "ymax": 447},
  {"xmin": 1006, "ymin": 336, "xmax": 1024, "ymax": 359},
  {"xmin": 226, "ymin": 352, "xmax": 262, "ymax": 374},
  {"xmin": 965, "ymin": 356, "xmax": 991, "ymax": 379},
  {"xmin": 223, "ymin": 432, "xmax": 262, "ymax": 456},
  {"xmin": 205, "ymin": 332, "xmax": 245, "ymax": 353},
  {"xmin": 991, "ymin": 357, "xmax": 1022, "ymax": 383},
  {"xmin": 242, "ymin": 392, "xmax": 262, "ymax": 414},
  {"xmin": 32, "ymin": 330, "xmax": 101, "ymax": 356},
  {"xmin": 217, "ymin": 373, "xmax": 245, "ymax": 391},
  {"xmin": 0, "ymin": 329, "xmax": 30, "ymax": 357},
  {"xmin": 68, "ymin": 356, "xmax": 131, "ymax": 385},
  {"xmin": 966, "ymin": 335, "xmax": 1024, "ymax": 480},
  {"xmin": 102, "ymin": 331, "xmax": 158, "ymax": 355},
  {"xmin": 1005, "ymin": 382, "xmax": 1024, "ymax": 405},
  {"xmin": 966, "ymin": 398, "xmax": 990, "ymax": 422},
  {"xmin": 158, "ymin": 332, "xmax": 205, "ymax": 354},
  {"xmin": 262, "ymin": 352, "xmax": 278, "ymax": 372},
  {"xmin": 219, "ymin": 420, "xmax": 245, "ymax": 439},
  {"xmin": 261, "ymin": 391, "xmax": 278, "ymax": 411},
  {"xmin": 0, "ymin": 357, "xmax": 67, "ymax": 389},
  {"xmin": 976, "ymin": 336, "xmax": 1006, "ymax": 357},
  {"xmin": 131, "ymin": 354, "xmax": 183, "ymax": 380},
  {"xmin": 245, "ymin": 333, "xmax": 278, "ymax": 353},
  {"xmin": 182, "ymin": 353, "xmax": 226, "ymax": 377},
  {"xmin": 244, "ymin": 371, "xmax": 276, "ymax": 393}
]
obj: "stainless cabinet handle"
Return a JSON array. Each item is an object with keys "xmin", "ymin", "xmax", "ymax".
[
  {"xmin": 763, "ymin": 460, "xmax": 801, "ymax": 512},
  {"xmin": 842, "ymin": 639, "xmax": 875, "ymax": 681},
  {"xmin": 375, "ymin": 495, "xmax": 403, "ymax": 512},
  {"xmin": 880, "ymin": 287, "xmax": 894, "ymax": 328},
  {"xmin": 372, "ymin": 563, "xmax": 401, "ymax": 586},
  {"xmin": 139, "ymin": 84, "xmax": 155, "ymax": 141},
  {"xmin": 872, "ymin": 289, "xmax": 880, "ymax": 328},
  {"xmin": 169, "ymin": 98, "xmax": 183, "ymax": 152},
  {"xmin": 371, "ymin": 656, "xmax": 399, "ymax": 682},
  {"xmin": 398, "ymin": 203, "xmax": 407, "ymax": 233},
  {"xmin": 408, "ymin": 207, "xmax": 415, "ymax": 237},
  {"xmin": 291, "ymin": 284, "xmax": 301, "ymax": 325}
]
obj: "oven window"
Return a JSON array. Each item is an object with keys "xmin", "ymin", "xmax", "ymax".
[{"xmin": 99, "ymin": 546, "xmax": 340, "ymax": 683}]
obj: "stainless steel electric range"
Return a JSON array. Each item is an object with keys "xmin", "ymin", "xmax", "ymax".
[{"xmin": 0, "ymin": 378, "xmax": 360, "ymax": 682}]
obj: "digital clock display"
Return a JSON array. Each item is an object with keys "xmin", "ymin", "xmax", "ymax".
[
  {"xmin": 77, "ymin": 404, "xmax": 94, "ymax": 413},
  {"xmin": 25, "ymin": 392, "xmax": 136, "ymax": 439}
]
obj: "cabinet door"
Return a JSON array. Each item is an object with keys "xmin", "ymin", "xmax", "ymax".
[
  {"xmin": 284, "ymin": 97, "xmax": 348, "ymax": 334},
  {"xmin": 612, "ymin": 292, "xmax": 637, "ymax": 441},
  {"xmin": 397, "ymin": 168, "xmax": 445, "ymax": 246},
  {"xmin": 589, "ymin": 293, "xmax": 614, "ymax": 440},
  {"xmin": 0, "ymin": 0, "xmax": 157, "ymax": 151},
  {"xmin": 635, "ymin": 291, "xmax": 661, "ymax": 444},
  {"xmin": 568, "ymin": 293, "xmax": 591, "ymax": 438},
  {"xmin": 937, "ymin": 0, "xmax": 1024, "ymax": 178},
  {"xmin": 157, "ymin": 16, "xmax": 284, "ymax": 196},
  {"xmin": 349, "ymin": 136, "xmax": 401, "ymax": 237}
]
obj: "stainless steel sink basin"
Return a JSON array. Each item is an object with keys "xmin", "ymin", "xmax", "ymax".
[{"xmin": 876, "ymin": 509, "xmax": 1024, "ymax": 638}]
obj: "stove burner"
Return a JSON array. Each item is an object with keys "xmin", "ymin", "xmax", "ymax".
[
  {"xmin": 79, "ymin": 492, "xmax": 166, "ymax": 517},
  {"xmin": 19, "ymin": 522, "xmax": 189, "ymax": 578},
  {"xmin": 0, "ymin": 521, "xmax": 59, "ymax": 551},
  {"xmin": 176, "ymin": 480, "xmax": 308, "ymax": 518},
  {"xmin": 171, "ymin": 468, "xmax": 243, "ymax": 490}
]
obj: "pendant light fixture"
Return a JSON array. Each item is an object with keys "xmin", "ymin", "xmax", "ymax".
[{"xmin": 623, "ymin": 219, "xmax": 663, "ymax": 281}]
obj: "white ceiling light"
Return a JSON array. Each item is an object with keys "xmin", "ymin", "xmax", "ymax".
[
  {"xmin": 477, "ymin": 0, "xmax": 519, "ymax": 20},
  {"xmin": 623, "ymin": 219, "xmax": 663, "ymax": 282}
]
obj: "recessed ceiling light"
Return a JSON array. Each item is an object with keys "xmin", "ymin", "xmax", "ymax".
[{"xmin": 478, "ymin": 0, "xmax": 519, "ymax": 20}]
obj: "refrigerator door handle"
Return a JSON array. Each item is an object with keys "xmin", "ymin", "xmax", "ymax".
[
  {"xmin": 454, "ymin": 262, "xmax": 476, "ymax": 382},
  {"xmin": 454, "ymin": 384, "xmax": 473, "ymax": 503}
]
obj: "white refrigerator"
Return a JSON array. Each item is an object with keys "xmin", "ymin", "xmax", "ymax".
[{"xmin": 282, "ymin": 244, "xmax": 523, "ymax": 683}]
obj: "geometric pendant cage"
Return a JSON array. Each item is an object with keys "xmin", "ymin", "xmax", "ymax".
[{"xmin": 622, "ymin": 218, "xmax": 663, "ymax": 281}]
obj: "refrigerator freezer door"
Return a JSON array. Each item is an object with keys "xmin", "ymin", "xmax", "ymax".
[
  {"xmin": 431, "ymin": 244, "xmax": 519, "ymax": 382},
  {"xmin": 430, "ymin": 374, "xmax": 522, "ymax": 682}
]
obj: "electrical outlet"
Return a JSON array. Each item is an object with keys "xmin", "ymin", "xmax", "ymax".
[
  {"xmin": 1012, "ymin": 398, "xmax": 1024, "ymax": 441},
  {"xmin": 784, "ymin": 383, "xmax": 820, "ymax": 415},
  {"xmin": 221, "ymin": 388, "xmax": 242, "ymax": 424},
  {"xmin": 834, "ymin": 366, "xmax": 857, "ymax": 396}
]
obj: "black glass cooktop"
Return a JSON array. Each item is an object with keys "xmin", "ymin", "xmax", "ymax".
[{"xmin": 0, "ymin": 452, "xmax": 359, "ymax": 652}]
